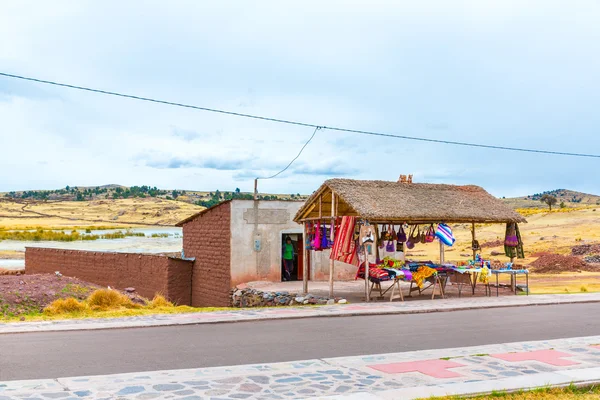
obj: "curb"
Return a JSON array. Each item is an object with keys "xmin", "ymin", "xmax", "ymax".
[{"xmin": 1, "ymin": 295, "xmax": 600, "ymax": 335}]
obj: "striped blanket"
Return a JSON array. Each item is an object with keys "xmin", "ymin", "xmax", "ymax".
[{"xmin": 329, "ymin": 216, "xmax": 359, "ymax": 266}]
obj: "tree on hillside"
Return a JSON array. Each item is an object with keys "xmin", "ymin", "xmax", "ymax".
[{"xmin": 540, "ymin": 194, "xmax": 558, "ymax": 211}]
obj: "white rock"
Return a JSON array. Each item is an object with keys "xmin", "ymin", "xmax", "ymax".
[
  {"xmin": 326, "ymin": 299, "xmax": 335, "ymax": 305},
  {"xmin": 295, "ymin": 297, "xmax": 305, "ymax": 303},
  {"xmin": 303, "ymin": 300, "xmax": 309, "ymax": 305},
  {"xmin": 338, "ymin": 299, "xmax": 348, "ymax": 304}
]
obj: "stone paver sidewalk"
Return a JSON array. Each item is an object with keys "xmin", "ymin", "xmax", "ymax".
[
  {"xmin": 2, "ymin": 336, "xmax": 600, "ymax": 399},
  {"xmin": 1, "ymin": 293, "xmax": 600, "ymax": 334}
]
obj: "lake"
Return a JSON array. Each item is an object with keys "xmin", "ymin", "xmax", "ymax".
[{"xmin": 0, "ymin": 227, "xmax": 183, "ymax": 270}]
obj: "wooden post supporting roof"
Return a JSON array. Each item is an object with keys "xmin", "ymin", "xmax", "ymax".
[
  {"xmin": 328, "ymin": 193, "xmax": 335, "ymax": 298},
  {"xmin": 303, "ymin": 222, "xmax": 309, "ymax": 294}
]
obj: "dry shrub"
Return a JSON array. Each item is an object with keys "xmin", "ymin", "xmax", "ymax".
[
  {"xmin": 0, "ymin": 268, "xmax": 20, "ymax": 276},
  {"xmin": 87, "ymin": 289, "xmax": 139, "ymax": 310},
  {"xmin": 149, "ymin": 294, "xmax": 173, "ymax": 309},
  {"xmin": 44, "ymin": 297, "xmax": 87, "ymax": 315}
]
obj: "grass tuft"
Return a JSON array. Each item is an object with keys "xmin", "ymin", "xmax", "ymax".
[
  {"xmin": 87, "ymin": 289, "xmax": 139, "ymax": 310},
  {"xmin": 44, "ymin": 298, "xmax": 87, "ymax": 315},
  {"xmin": 149, "ymin": 294, "xmax": 173, "ymax": 309}
]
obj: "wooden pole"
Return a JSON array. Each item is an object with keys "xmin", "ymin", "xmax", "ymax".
[
  {"xmin": 439, "ymin": 240, "xmax": 445, "ymax": 264},
  {"xmin": 471, "ymin": 223, "xmax": 477, "ymax": 260},
  {"xmin": 329, "ymin": 193, "xmax": 335, "ymax": 298},
  {"xmin": 364, "ymin": 245, "xmax": 370, "ymax": 302},
  {"xmin": 303, "ymin": 222, "xmax": 309, "ymax": 294}
]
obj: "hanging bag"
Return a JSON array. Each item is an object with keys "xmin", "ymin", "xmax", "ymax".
[
  {"xmin": 397, "ymin": 224, "xmax": 407, "ymax": 242},
  {"xmin": 320, "ymin": 223, "xmax": 329, "ymax": 249},
  {"xmin": 391, "ymin": 225, "xmax": 398, "ymax": 241},
  {"xmin": 424, "ymin": 224, "xmax": 435, "ymax": 243},
  {"xmin": 378, "ymin": 225, "xmax": 386, "ymax": 249},
  {"xmin": 406, "ymin": 226, "xmax": 418, "ymax": 249},
  {"xmin": 313, "ymin": 221, "xmax": 322, "ymax": 251},
  {"xmin": 419, "ymin": 226, "xmax": 427, "ymax": 244},
  {"xmin": 505, "ymin": 223, "xmax": 519, "ymax": 247}
]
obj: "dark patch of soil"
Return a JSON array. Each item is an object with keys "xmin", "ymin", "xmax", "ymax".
[
  {"xmin": 529, "ymin": 253, "xmax": 595, "ymax": 273},
  {"xmin": 0, "ymin": 274, "xmax": 147, "ymax": 317},
  {"xmin": 480, "ymin": 239, "xmax": 504, "ymax": 248},
  {"xmin": 572, "ymin": 243, "xmax": 600, "ymax": 256}
]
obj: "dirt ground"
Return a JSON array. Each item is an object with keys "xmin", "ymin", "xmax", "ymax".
[
  {"xmin": 0, "ymin": 197, "xmax": 203, "ymax": 228},
  {"xmin": 0, "ymin": 274, "xmax": 146, "ymax": 318}
]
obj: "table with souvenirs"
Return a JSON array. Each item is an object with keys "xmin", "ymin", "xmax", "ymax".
[{"xmin": 306, "ymin": 216, "xmax": 527, "ymax": 302}]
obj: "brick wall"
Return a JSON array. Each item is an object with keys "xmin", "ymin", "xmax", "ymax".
[
  {"xmin": 183, "ymin": 202, "xmax": 232, "ymax": 307},
  {"xmin": 25, "ymin": 248, "xmax": 193, "ymax": 305}
]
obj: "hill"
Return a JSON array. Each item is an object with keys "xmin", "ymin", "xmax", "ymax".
[
  {"xmin": 0, "ymin": 185, "xmax": 308, "ymax": 228},
  {"xmin": 2, "ymin": 185, "xmax": 307, "ymax": 206},
  {"xmin": 503, "ymin": 189, "xmax": 600, "ymax": 209}
]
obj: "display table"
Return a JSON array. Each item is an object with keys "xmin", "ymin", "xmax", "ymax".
[
  {"xmin": 448, "ymin": 267, "xmax": 491, "ymax": 297},
  {"xmin": 491, "ymin": 269, "xmax": 529, "ymax": 296}
]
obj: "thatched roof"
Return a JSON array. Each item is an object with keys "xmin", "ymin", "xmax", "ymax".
[{"xmin": 294, "ymin": 179, "xmax": 526, "ymax": 224}]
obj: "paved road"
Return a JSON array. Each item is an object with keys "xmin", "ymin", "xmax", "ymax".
[{"xmin": 1, "ymin": 303, "xmax": 599, "ymax": 381}]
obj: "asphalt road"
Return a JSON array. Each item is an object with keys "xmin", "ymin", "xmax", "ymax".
[{"xmin": 1, "ymin": 302, "xmax": 599, "ymax": 381}]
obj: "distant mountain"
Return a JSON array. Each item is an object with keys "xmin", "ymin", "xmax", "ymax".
[
  {"xmin": 1, "ymin": 185, "xmax": 307, "ymax": 205},
  {"xmin": 503, "ymin": 189, "xmax": 600, "ymax": 209}
]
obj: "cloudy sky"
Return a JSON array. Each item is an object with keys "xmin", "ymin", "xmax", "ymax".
[{"xmin": 1, "ymin": 1, "xmax": 599, "ymax": 197}]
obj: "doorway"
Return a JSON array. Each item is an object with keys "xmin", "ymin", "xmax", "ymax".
[{"xmin": 281, "ymin": 234, "xmax": 306, "ymax": 281}]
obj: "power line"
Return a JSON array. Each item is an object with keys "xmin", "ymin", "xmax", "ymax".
[
  {"xmin": 258, "ymin": 126, "xmax": 321, "ymax": 180},
  {"xmin": 1, "ymin": 71, "xmax": 599, "ymax": 159}
]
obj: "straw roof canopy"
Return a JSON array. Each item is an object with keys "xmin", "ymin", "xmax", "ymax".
[{"xmin": 294, "ymin": 179, "xmax": 526, "ymax": 224}]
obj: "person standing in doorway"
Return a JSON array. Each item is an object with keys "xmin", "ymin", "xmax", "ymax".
[{"xmin": 282, "ymin": 236, "xmax": 295, "ymax": 281}]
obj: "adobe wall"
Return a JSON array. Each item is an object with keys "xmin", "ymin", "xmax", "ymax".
[
  {"xmin": 25, "ymin": 248, "xmax": 193, "ymax": 305},
  {"xmin": 182, "ymin": 201, "xmax": 231, "ymax": 307},
  {"xmin": 229, "ymin": 200, "xmax": 355, "ymax": 286}
]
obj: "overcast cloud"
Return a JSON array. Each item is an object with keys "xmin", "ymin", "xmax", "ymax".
[{"xmin": 0, "ymin": 0, "xmax": 599, "ymax": 196}]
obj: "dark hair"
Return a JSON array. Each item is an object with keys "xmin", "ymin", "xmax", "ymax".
[{"xmin": 286, "ymin": 237, "xmax": 292, "ymax": 242}]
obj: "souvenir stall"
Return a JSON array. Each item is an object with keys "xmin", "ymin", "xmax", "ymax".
[{"xmin": 293, "ymin": 178, "xmax": 528, "ymax": 301}]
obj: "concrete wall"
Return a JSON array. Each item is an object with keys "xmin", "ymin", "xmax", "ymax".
[
  {"xmin": 228, "ymin": 200, "xmax": 355, "ymax": 286},
  {"xmin": 25, "ymin": 248, "xmax": 193, "ymax": 305},
  {"xmin": 182, "ymin": 201, "xmax": 232, "ymax": 307},
  {"xmin": 310, "ymin": 250, "xmax": 357, "ymax": 281}
]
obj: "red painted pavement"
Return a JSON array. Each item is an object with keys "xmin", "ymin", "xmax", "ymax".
[
  {"xmin": 490, "ymin": 349, "xmax": 579, "ymax": 366},
  {"xmin": 368, "ymin": 359, "xmax": 466, "ymax": 378}
]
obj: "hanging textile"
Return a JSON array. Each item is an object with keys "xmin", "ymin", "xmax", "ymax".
[
  {"xmin": 504, "ymin": 223, "xmax": 525, "ymax": 259},
  {"xmin": 329, "ymin": 216, "xmax": 359, "ymax": 266}
]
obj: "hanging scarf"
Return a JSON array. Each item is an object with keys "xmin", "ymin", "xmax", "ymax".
[{"xmin": 329, "ymin": 216, "xmax": 358, "ymax": 266}]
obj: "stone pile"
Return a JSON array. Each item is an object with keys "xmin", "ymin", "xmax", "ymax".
[
  {"xmin": 584, "ymin": 255, "xmax": 600, "ymax": 264},
  {"xmin": 230, "ymin": 288, "xmax": 347, "ymax": 308}
]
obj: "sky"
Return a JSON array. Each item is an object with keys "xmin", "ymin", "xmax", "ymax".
[{"xmin": 0, "ymin": 0, "xmax": 599, "ymax": 197}]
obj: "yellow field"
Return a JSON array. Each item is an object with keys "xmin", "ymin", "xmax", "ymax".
[
  {"xmin": 409, "ymin": 207, "xmax": 600, "ymax": 264},
  {"xmin": 0, "ymin": 197, "xmax": 204, "ymax": 228}
]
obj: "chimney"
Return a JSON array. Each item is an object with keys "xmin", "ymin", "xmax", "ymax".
[{"xmin": 398, "ymin": 174, "xmax": 413, "ymax": 183}]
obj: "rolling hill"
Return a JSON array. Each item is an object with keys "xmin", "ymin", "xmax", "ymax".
[{"xmin": 503, "ymin": 189, "xmax": 600, "ymax": 209}]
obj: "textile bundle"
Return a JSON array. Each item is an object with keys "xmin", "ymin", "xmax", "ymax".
[
  {"xmin": 504, "ymin": 223, "xmax": 525, "ymax": 259},
  {"xmin": 330, "ymin": 216, "xmax": 359, "ymax": 266},
  {"xmin": 411, "ymin": 266, "xmax": 437, "ymax": 289}
]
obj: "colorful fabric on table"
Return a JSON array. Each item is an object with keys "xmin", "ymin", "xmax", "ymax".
[
  {"xmin": 355, "ymin": 263, "xmax": 391, "ymax": 282},
  {"xmin": 411, "ymin": 266, "xmax": 437, "ymax": 289},
  {"xmin": 435, "ymin": 223, "xmax": 455, "ymax": 247},
  {"xmin": 330, "ymin": 216, "xmax": 359, "ymax": 266},
  {"xmin": 384, "ymin": 268, "xmax": 406, "ymax": 279}
]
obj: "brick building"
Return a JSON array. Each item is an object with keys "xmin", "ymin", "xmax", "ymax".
[{"xmin": 176, "ymin": 200, "xmax": 355, "ymax": 306}]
